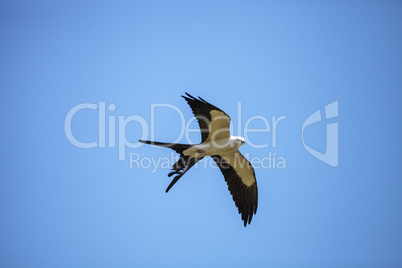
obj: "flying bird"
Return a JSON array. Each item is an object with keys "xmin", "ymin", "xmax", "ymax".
[{"xmin": 139, "ymin": 93, "xmax": 258, "ymax": 226}]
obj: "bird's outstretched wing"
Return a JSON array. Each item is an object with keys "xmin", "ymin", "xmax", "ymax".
[
  {"xmin": 212, "ymin": 150, "xmax": 258, "ymax": 226},
  {"xmin": 182, "ymin": 92, "xmax": 231, "ymax": 143}
]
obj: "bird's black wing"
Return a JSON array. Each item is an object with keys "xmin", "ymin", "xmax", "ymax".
[
  {"xmin": 182, "ymin": 92, "xmax": 231, "ymax": 143},
  {"xmin": 212, "ymin": 151, "xmax": 258, "ymax": 227}
]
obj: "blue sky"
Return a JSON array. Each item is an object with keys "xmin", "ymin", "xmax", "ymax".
[{"xmin": 1, "ymin": 1, "xmax": 401, "ymax": 267}]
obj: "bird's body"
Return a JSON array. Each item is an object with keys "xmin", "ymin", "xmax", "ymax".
[
  {"xmin": 183, "ymin": 135, "xmax": 244, "ymax": 158},
  {"xmin": 139, "ymin": 93, "xmax": 258, "ymax": 226}
]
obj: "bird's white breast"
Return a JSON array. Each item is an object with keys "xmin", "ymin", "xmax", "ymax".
[{"xmin": 183, "ymin": 136, "xmax": 243, "ymax": 157}]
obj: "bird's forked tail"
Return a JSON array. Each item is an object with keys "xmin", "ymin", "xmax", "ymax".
[
  {"xmin": 139, "ymin": 140, "xmax": 203, "ymax": 192},
  {"xmin": 138, "ymin": 140, "xmax": 191, "ymax": 154}
]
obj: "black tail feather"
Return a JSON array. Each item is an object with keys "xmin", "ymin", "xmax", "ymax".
[
  {"xmin": 165, "ymin": 155, "xmax": 203, "ymax": 192},
  {"xmin": 139, "ymin": 140, "xmax": 191, "ymax": 154},
  {"xmin": 139, "ymin": 139, "xmax": 202, "ymax": 192}
]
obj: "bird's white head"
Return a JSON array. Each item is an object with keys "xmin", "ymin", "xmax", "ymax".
[{"xmin": 232, "ymin": 136, "xmax": 246, "ymax": 148}]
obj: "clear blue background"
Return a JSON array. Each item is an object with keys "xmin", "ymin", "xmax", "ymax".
[{"xmin": 1, "ymin": 1, "xmax": 401, "ymax": 267}]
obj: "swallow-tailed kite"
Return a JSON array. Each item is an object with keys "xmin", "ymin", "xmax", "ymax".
[{"xmin": 139, "ymin": 93, "xmax": 258, "ymax": 226}]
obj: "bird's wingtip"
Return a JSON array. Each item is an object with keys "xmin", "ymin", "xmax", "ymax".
[
  {"xmin": 181, "ymin": 92, "xmax": 190, "ymax": 99},
  {"xmin": 184, "ymin": 92, "xmax": 196, "ymax": 100}
]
